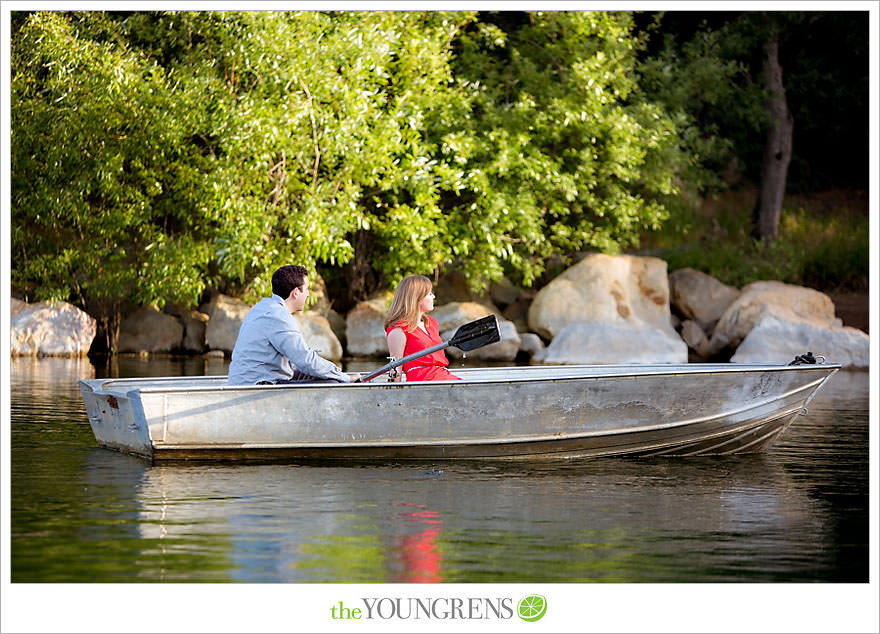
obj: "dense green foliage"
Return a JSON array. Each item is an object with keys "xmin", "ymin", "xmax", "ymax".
[
  {"xmin": 11, "ymin": 11, "xmax": 688, "ymax": 339},
  {"xmin": 446, "ymin": 12, "xmax": 683, "ymax": 284},
  {"xmin": 11, "ymin": 10, "xmax": 868, "ymax": 350}
]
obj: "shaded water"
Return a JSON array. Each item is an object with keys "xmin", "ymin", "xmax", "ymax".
[{"xmin": 8, "ymin": 356, "xmax": 869, "ymax": 583}]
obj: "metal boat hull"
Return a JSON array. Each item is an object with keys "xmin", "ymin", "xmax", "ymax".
[{"xmin": 77, "ymin": 363, "xmax": 839, "ymax": 462}]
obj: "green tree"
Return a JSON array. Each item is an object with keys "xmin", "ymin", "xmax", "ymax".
[
  {"xmin": 12, "ymin": 10, "xmax": 476, "ymax": 346},
  {"xmin": 12, "ymin": 10, "xmax": 694, "ymax": 350},
  {"xmin": 12, "ymin": 12, "xmax": 216, "ymax": 349},
  {"xmin": 434, "ymin": 11, "xmax": 689, "ymax": 288}
]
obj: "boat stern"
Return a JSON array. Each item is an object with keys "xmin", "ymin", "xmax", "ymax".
[{"xmin": 78, "ymin": 379, "xmax": 153, "ymax": 459}]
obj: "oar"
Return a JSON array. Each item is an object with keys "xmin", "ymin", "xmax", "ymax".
[{"xmin": 357, "ymin": 315, "xmax": 501, "ymax": 383}]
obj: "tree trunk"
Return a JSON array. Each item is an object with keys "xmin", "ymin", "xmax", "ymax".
[
  {"xmin": 750, "ymin": 31, "xmax": 794, "ymax": 241},
  {"xmin": 87, "ymin": 298, "xmax": 122, "ymax": 355}
]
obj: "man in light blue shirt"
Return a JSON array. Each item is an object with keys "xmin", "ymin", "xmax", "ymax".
[{"xmin": 228, "ymin": 265, "xmax": 360, "ymax": 385}]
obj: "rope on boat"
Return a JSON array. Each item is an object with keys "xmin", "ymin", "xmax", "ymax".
[{"xmin": 788, "ymin": 351, "xmax": 826, "ymax": 365}]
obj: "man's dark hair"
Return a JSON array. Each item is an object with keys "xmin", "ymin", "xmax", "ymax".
[{"xmin": 272, "ymin": 265, "xmax": 308, "ymax": 299}]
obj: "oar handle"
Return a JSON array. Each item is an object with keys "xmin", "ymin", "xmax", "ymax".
[{"xmin": 358, "ymin": 341, "xmax": 449, "ymax": 383}]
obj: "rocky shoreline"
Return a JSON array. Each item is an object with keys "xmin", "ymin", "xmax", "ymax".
[{"xmin": 10, "ymin": 254, "xmax": 870, "ymax": 368}]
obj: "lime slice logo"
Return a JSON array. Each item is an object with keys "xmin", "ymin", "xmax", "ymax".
[{"xmin": 517, "ymin": 594, "xmax": 547, "ymax": 622}]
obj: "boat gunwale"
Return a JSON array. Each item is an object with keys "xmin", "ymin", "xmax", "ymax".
[{"xmin": 81, "ymin": 363, "xmax": 841, "ymax": 395}]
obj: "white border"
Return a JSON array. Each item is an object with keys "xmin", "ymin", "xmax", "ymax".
[{"xmin": 2, "ymin": 2, "xmax": 878, "ymax": 633}]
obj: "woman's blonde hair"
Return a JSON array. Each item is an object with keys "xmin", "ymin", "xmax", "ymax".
[{"xmin": 384, "ymin": 275, "xmax": 433, "ymax": 332}]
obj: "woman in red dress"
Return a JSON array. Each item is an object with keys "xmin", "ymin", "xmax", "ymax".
[{"xmin": 384, "ymin": 275, "xmax": 461, "ymax": 382}]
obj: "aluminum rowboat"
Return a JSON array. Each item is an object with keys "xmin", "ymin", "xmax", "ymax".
[{"xmin": 78, "ymin": 363, "xmax": 839, "ymax": 462}]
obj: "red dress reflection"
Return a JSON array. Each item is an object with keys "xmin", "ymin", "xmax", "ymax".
[{"xmin": 395, "ymin": 503, "xmax": 443, "ymax": 582}]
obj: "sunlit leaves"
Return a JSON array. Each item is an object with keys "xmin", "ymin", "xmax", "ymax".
[
  {"xmin": 12, "ymin": 9, "xmax": 691, "ymax": 328},
  {"xmin": 451, "ymin": 11, "xmax": 686, "ymax": 284}
]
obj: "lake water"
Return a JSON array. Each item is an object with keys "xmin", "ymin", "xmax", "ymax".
[{"xmin": 8, "ymin": 355, "xmax": 870, "ymax": 585}]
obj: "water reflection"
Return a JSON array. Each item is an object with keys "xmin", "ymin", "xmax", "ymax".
[
  {"xmin": 108, "ymin": 450, "xmax": 825, "ymax": 583},
  {"xmin": 393, "ymin": 503, "xmax": 444, "ymax": 583},
  {"xmin": 11, "ymin": 355, "xmax": 96, "ymax": 383}
]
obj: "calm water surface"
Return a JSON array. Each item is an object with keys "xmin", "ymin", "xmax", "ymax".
[{"xmin": 9, "ymin": 356, "xmax": 870, "ymax": 583}]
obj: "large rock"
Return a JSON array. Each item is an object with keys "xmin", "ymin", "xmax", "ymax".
[
  {"xmin": 433, "ymin": 270, "xmax": 496, "ymax": 307},
  {"xmin": 294, "ymin": 313, "xmax": 343, "ymax": 362},
  {"xmin": 668, "ymin": 267, "xmax": 740, "ymax": 331},
  {"xmin": 181, "ymin": 311, "xmax": 209, "ymax": 353},
  {"xmin": 709, "ymin": 281, "xmax": 839, "ymax": 356},
  {"xmin": 298, "ymin": 272, "xmax": 346, "ymax": 346},
  {"xmin": 432, "ymin": 301, "xmax": 495, "ymax": 332},
  {"xmin": 324, "ymin": 308, "xmax": 347, "ymax": 348},
  {"xmin": 11, "ymin": 300, "xmax": 97, "ymax": 357},
  {"xmin": 11, "ymin": 297, "xmax": 28, "ymax": 318},
  {"xmin": 489, "ymin": 276, "xmax": 521, "ymax": 309},
  {"xmin": 527, "ymin": 254, "xmax": 678, "ymax": 341},
  {"xmin": 203, "ymin": 294, "xmax": 251, "ymax": 353},
  {"xmin": 118, "ymin": 306, "xmax": 183, "ymax": 353},
  {"xmin": 680, "ymin": 320, "xmax": 711, "ymax": 359},
  {"xmin": 502, "ymin": 295, "xmax": 532, "ymax": 333},
  {"xmin": 518, "ymin": 332, "xmax": 547, "ymax": 363},
  {"xmin": 540, "ymin": 321, "xmax": 688, "ymax": 365},
  {"xmin": 345, "ymin": 295, "xmax": 392, "ymax": 357},
  {"xmin": 731, "ymin": 314, "xmax": 869, "ymax": 368}
]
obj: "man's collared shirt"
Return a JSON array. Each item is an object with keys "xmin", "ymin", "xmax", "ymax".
[{"xmin": 227, "ymin": 294, "xmax": 348, "ymax": 385}]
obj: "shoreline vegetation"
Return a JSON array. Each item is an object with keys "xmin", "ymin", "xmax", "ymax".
[
  {"xmin": 10, "ymin": 186, "xmax": 870, "ymax": 368},
  {"xmin": 639, "ymin": 187, "xmax": 868, "ymax": 293},
  {"xmin": 10, "ymin": 12, "xmax": 869, "ymax": 357}
]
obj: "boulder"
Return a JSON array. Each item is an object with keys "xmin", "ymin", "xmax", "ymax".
[
  {"xmin": 118, "ymin": 306, "xmax": 184, "ymax": 353},
  {"xmin": 431, "ymin": 301, "xmax": 495, "ymax": 333},
  {"xmin": 203, "ymin": 294, "xmax": 251, "ymax": 353},
  {"xmin": 708, "ymin": 281, "xmax": 839, "ymax": 356},
  {"xmin": 160, "ymin": 300, "xmax": 188, "ymax": 318},
  {"xmin": 300, "ymin": 272, "xmax": 346, "ymax": 346},
  {"xmin": 540, "ymin": 321, "xmax": 688, "ymax": 365},
  {"xmin": 489, "ymin": 276, "xmax": 521, "ymax": 309},
  {"xmin": 680, "ymin": 320, "xmax": 711, "ymax": 359},
  {"xmin": 181, "ymin": 311, "xmax": 209, "ymax": 353},
  {"xmin": 294, "ymin": 313, "xmax": 343, "ymax": 362},
  {"xmin": 527, "ymin": 254, "xmax": 678, "ymax": 342},
  {"xmin": 434, "ymin": 270, "xmax": 495, "ymax": 307},
  {"xmin": 10, "ymin": 300, "xmax": 97, "ymax": 357},
  {"xmin": 11, "ymin": 297, "xmax": 28, "ymax": 318},
  {"xmin": 502, "ymin": 295, "xmax": 533, "ymax": 333},
  {"xmin": 518, "ymin": 332, "xmax": 547, "ymax": 362},
  {"xmin": 668, "ymin": 267, "xmax": 740, "ymax": 331},
  {"xmin": 324, "ymin": 308, "xmax": 348, "ymax": 348},
  {"xmin": 345, "ymin": 295, "xmax": 392, "ymax": 357},
  {"xmin": 731, "ymin": 313, "xmax": 869, "ymax": 368}
]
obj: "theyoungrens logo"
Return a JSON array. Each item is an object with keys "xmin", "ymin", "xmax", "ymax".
[{"xmin": 330, "ymin": 595, "xmax": 547, "ymax": 622}]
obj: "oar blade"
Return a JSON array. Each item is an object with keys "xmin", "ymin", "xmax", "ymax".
[{"xmin": 448, "ymin": 314, "xmax": 501, "ymax": 351}]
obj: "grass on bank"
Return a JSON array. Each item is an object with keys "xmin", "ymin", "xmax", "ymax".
[{"xmin": 639, "ymin": 187, "xmax": 869, "ymax": 292}]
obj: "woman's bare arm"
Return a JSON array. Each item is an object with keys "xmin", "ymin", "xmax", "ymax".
[{"xmin": 386, "ymin": 327, "xmax": 407, "ymax": 382}]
